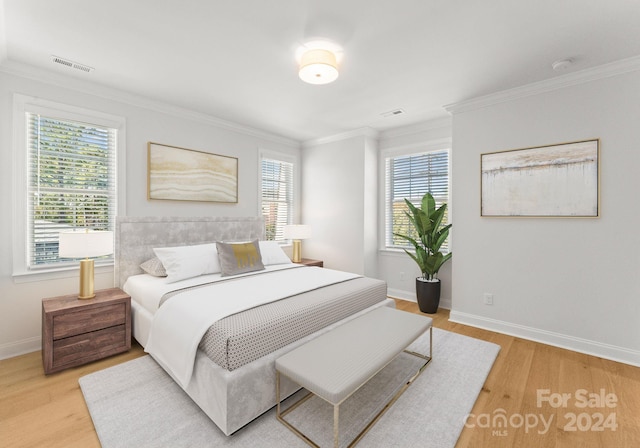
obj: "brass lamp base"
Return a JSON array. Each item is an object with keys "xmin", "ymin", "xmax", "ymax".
[
  {"xmin": 78, "ymin": 259, "xmax": 96, "ymax": 299},
  {"xmin": 292, "ymin": 240, "xmax": 302, "ymax": 263}
]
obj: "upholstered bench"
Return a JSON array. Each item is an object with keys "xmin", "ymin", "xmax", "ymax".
[{"xmin": 275, "ymin": 306, "xmax": 433, "ymax": 448}]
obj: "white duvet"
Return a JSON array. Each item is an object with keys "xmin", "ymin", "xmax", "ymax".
[{"xmin": 142, "ymin": 265, "xmax": 359, "ymax": 388}]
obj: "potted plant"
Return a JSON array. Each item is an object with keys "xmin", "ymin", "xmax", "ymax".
[{"xmin": 394, "ymin": 192, "xmax": 452, "ymax": 314}]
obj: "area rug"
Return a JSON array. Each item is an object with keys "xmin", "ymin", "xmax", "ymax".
[{"xmin": 79, "ymin": 328, "xmax": 500, "ymax": 448}]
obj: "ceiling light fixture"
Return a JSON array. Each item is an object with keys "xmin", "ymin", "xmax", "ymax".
[{"xmin": 298, "ymin": 48, "xmax": 339, "ymax": 85}]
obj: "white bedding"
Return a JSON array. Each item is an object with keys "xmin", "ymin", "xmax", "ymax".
[
  {"xmin": 123, "ymin": 263, "xmax": 301, "ymax": 316},
  {"xmin": 141, "ymin": 266, "xmax": 360, "ymax": 388}
]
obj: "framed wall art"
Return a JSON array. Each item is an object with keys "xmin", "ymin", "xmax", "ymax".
[
  {"xmin": 481, "ymin": 139, "xmax": 599, "ymax": 217},
  {"xmin": 147, "ymin": 142, "xmax": 238, "ymax": 203}
]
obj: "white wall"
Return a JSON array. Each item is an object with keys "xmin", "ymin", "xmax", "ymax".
[
  {"xmin": 0, "ymin": 67, "xmax": 299, "ymax": 358},
  {"xmin": 377, "ymin": 120, "xmax": 453, "ymax": 308},
  {"xmin": 301, "ymin": 131, "xmax": 378, "ymax": 276},
  {"xmin": 449, "ymin": 69, "xmax": 640, "ymax": 365},
  {"xmin": 5, "ymin": 62, "xmax": 637, "ymax": 368},
  {"xmin": 300, "ymin": 120, "xmax": 455, "ymax": 308}
]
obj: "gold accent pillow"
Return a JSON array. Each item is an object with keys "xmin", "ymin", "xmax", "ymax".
[{"xmin": 216, "ymin": 240, "xmax": 265, "ymax": 276}]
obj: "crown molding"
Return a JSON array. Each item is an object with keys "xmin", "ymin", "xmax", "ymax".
[
  {"xmin": 444, "ymin": 55, "xmax": 640, "ymax": 115},
  {"xmin": 302, "ymin": 127, "xmax": 379, "ymax": 148},
  {"xmin": 302, "ymin": 116, "xmax": 454, "ymax": 149},
  {"xmin": 0, "ymin": 60, "xmax": 300, "ymax": 148},
  {"xmin": 379, "ymin": 116, "xmax": 452, "ymax": 141},
  {"xmin": 379, "ymin": 137, "xmax": 452, "ymax": 158}
]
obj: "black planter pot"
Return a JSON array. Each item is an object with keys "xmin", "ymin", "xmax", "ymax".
[{"xmin": 415, "ymin": 278, "xmax": 441, "ymax": 314}]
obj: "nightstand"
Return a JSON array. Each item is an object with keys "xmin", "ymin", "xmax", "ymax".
[
  {"xmin": 42, "ymin": 288, "xmax": 131, "ymax": 375},
  {"xmin": 299, "ymin": 258, "xmax": 324, "ymax": 267}
]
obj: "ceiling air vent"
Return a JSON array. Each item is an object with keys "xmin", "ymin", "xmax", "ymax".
[
  {"xmin": 381, "ymin": 109, "xmax": 405, "ymax": 118},
  {"xmin": 51, "ymin": 55, "xmax": 94, "ymax": 73}
]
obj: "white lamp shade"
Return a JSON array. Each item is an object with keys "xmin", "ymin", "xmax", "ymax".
[
  {"xmin": 299, "ymin": 49, "xmax": 339, "ymax": 85},
  {"xmin": 59, "ymin": 230, "xmax": 114, "ymax": 259},
  {"xmin": 283, "ymin": 224, "xmax": 312, "ymax": 240}
]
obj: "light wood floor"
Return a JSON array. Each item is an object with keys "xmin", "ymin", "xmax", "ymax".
[{"xmin": 1, "ymin": 301, "xmax": 639, "ymax": 447}]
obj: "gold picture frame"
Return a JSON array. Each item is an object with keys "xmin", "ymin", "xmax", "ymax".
[
  {"xmin": 481, "ymin": 139, "xmax": 599, "ymax": 217},
  {"xmin": 147, "ymin": 142, "xmax": 238, "ymax": 203}
]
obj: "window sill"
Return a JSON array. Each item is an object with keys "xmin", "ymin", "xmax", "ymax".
[
  {"xmin": 12, "ymin": 263, "xmax": 114, "ymax": 284},
  {"xmin": 378, "ymin": 248, "xmax": 451, "ymax": 256},
  {"xmin": 378, "ymin": 248, "xmax": 410, "ymax": 257}
]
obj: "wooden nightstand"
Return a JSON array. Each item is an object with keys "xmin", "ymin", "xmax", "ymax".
[
  {"xmin": 42, "ymin": 288, "xmax": 131, "ymax": 375},
  {"xmin": 299, "ymin": 258, "xmax": 324, "ymax": 267}
]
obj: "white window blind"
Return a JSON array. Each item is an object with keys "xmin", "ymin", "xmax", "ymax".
[
  {"xmin": 385, "ymin": 149, "xmax": 449, "ymax": 250},
  {"xmin": 26, "ymin": 113, "xmax": 117, "ymax": 268},
  {"xmin": 261, "ymin": 158, "xmax": 293, "ymax": 241}
]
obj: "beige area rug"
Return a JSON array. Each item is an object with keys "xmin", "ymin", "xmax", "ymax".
[{"xmin": 79, "ymin": 328, "xmax": 500, "ymax": 447}]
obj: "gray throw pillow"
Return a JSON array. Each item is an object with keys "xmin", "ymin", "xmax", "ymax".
[{"xmin": 216, "ymin": 240, "xmax": 265, "ymax": 276}]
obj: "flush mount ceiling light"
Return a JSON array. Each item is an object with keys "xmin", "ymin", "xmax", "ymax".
[{"xmin": 298, "ymin": 48, "xmax": 339, "ymax": 84}]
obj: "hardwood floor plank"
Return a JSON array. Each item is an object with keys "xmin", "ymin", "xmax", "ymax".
[
  {"xmin": 512, "ymin": 343, "xmax": 563, "ymax": 448},
  {"xmin": 552, "ymin": 350, "xmax": 598, "ymax": 448},
  {"xmin": 0, "ymin": 345, "xmax": 145, "ymax": 448},
  {"xmin": 1, "ymin": 300, "xmax": 639, "ymax": 447},
  {"xmin": 587, "ymin": 356, "xmax": 640, "ymax": 447},
  {"xmin": 392, "ymin": 300, "xmax": 640, "ymax": 447}
]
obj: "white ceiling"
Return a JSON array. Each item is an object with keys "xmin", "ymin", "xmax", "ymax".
[{"xmin": 2, "ymin": 0, "xmax": 640, "ymax": 142}]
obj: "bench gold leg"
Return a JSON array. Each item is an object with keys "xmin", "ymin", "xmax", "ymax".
[
  {"xmin": 276, "ymin": 330, "xmax": 433, "ymax": 448},
  {"xmin": 276, "ymin": 370, "xmax": 320, "ymax": 447},
  {"xmin": 334, "ymin": 404, "xmax": 339, "ymax": 448}
]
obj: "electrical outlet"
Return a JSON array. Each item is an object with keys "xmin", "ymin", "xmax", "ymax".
[
  {"xmin": 399, "ymin": 271, "xmax": 405, "ymax": 281},
  {"xmin": 483, "ymin": 293, "xmax": 494, "ymax": 305}
]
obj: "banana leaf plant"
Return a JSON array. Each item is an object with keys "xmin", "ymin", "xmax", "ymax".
[{"xmin": 394, "ymin": 192, "xmax": 452, "ymax": 281}]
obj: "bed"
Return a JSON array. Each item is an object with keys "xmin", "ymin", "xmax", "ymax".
[{"xmin": 115, "ymin": 216, "xmax": 393, "ymax": 435}]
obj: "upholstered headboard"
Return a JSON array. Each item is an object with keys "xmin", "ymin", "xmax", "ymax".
[{"xmin": 115, "ymin": 216, "xmax": 265, "ymax": 288}]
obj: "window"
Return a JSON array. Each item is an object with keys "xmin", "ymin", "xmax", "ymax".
[
  {"xmin": 384, "ymin": 149, "xmax": 450, "ymax": 250},
  {"xmin": 27, "ymin": 114, "xmax": 117, "ymax": 267},
  {"xmin": 261, "ymin": 156, "xmax": 294, "ymax": 241},
  {"xmin": 13, "ymin": 95, "xmax": 124, "ymax": 278}
]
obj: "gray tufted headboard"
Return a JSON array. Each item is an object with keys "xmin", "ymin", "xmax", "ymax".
[{"xmin": 115, "ymin": 216, "xmax": 265, "ymax": 288}]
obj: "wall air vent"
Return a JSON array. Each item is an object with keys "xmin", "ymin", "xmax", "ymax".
[
  {"xmin": 381, "ymin": 109, "xmax": 405, "ymax": 118},
  {"xmin": 51, "ymin": 55, "xmax": 94, "ymax": 73}
]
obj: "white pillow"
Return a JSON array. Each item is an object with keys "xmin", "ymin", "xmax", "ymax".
[
  {"xmin": 153, "ymin": 243, "xmax": 221, "ymax": 283},
  {"xmin": 259, "ymin": 240, "xmax": 292, "ymax": 265}
]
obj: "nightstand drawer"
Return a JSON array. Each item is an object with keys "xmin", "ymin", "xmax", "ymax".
[
  {"xmin": 52, "ymin": 324, "xmax": 127, "ymax": 369},
  {"xmin": 52, "ymin": 303, "xmax": 126, "ymax": 339},
  {"xmin": 42, "ymin": 288, "xmax": 131, "ymax": 374}
]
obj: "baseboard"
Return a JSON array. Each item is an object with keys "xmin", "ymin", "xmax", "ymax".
[
  {"xmin": 449, "ymin": 310, "xmax": 640, "ymax": 368},
  {"xmin": 387, "ymin": 288, "xmax": 415, "ymax": 302},
  {"xmin": 387, "ymin": 288, "xmax": 451, "ymax": 310},
  {"xmin": 0, "ymin": 336, "xmax": 41, "ymax": 360}
]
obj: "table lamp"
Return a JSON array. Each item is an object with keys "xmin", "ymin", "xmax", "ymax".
[
  {"xmin": 283, "ymin": 224, "xmax": 311, "ymax": 263},
  {"xmin": 59, "ymin": 229, "xmax": 114, "ymax": 299}
]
